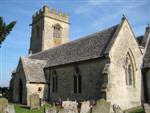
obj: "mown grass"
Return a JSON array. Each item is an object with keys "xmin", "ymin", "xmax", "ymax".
[
  {"xmin": 127, "ymin": 106, "xmax": 145, "ymax": 113},
  {"xmin": 14, "ymin": 104, "xmax": 45, "ymax": 113}
]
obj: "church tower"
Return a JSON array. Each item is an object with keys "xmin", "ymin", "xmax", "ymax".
[{"xmin": 29, "ymin": 5, "xmax": 69, "ymax": 54}]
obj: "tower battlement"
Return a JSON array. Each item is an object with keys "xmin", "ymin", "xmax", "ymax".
[{"xmin": 32, "ymin": 5, "xmax": 69, "ymax": 24}]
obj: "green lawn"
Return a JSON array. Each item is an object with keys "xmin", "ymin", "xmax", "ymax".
[
  {"xmin": 127, "ymin": 106, "xmax": 145, "ymax": 113},
  {"xmin": 14, "ymin": 104, "xmax": 45, "ymax": 113}
]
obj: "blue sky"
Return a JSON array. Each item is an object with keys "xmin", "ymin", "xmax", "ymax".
[{"xmin": 0, "ymin": 0, "xmax": 149, "ymax": 87}]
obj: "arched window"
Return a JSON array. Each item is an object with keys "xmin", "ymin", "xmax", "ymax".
[
  {"xmin": 74, "ymin": 67, "xmax": 82, "ymax": 94},
  {"xmin": 125, "ymin": 53, "xmax": 135, "ymax": 86},
  {"xmin": 53, "ymin": 24, "xmax": 62, "ymax": 38},
  {"xmin": 51, "ymin": 70, "xmax": 58, "ymax": 93},
  {"xmin": 128, "ymin": 65, "xmax": 133, "ymax": 85}
]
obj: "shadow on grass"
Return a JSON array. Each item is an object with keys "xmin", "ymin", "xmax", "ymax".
[{"xmin": 20, "ymin": 105, "xmax": 30, "ymax": 109}]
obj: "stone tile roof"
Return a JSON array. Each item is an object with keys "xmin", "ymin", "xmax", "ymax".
[
  {"xmin": 30, "ymin": 24, "xmax": 119, "ymax": 68},
  {"xmin": 21, "ymin": 57, "xmax": 47, "ymax": 83},
  {"xmin": 143, "ymin": 34, "xmax": 150, "ymax": 68}
]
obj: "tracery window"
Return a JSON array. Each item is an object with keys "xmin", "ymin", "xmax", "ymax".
[
  {"xmin": 74, "ymin": 67, "xmax": 82, "ymax": 94},
  {"xmin": 125, "ymin": 53, "xmax": 135, "ymax": 86},
  {"xmin": 53, "ymin": 24, "xmax": 62, "ymax": 38}
]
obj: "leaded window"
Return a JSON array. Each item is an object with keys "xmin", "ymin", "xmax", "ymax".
[
  {"xmin": 74, "ymin": 67, "xmax": 82, "ymax": 94},
  {"xmin": 125, "ymin": 53, "xmax": 135, "ymax": 86},
  {"xmin": 51, "ymin": 70, "xmax": 58, "ymax": 93}
]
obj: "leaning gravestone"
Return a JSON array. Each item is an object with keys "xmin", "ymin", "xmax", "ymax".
[
  {"xmin": 92, "ymin": 99, "xmax": 111, "ymax": 113},
  {"xmin": 113, "ymin": 104, "xmax": 124, "ymax": 113},
  {"xmin": 62, "ymin": 101, "xmax": 78, "ymax": 113},
  {"xmin": 144, "ymin": 103, "xmax": 150, "ymax": 113},
  {"xmin": 80, "ymin": 101, "xmax": 91, "ymax": 113},
  {"xmin": 0, "ymin": 98, "xmax": 8, "ymax": 113},
  {"xmin": 30, "ymin": 93, "xmax": 40, "ymax": 110}
]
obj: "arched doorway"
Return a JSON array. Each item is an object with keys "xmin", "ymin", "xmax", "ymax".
[{"xmin": 19, "ymin": 79, "xmax": 23, "ymax": 103}]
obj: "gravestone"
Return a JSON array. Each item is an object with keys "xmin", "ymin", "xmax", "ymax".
[
  {"xmin": 113, "ymin": 104, "xmax": 124, "ymax": 113},
  {"xmin": 30, "ymin": 93, "xmax": 40, "ymax": 110},
  {"xmin": 0, "ymin": 98, "xmax": 8, "ymax": 113},
  {"xmin": 80, "ymin": 101, "xmax": 91, "ymax": 113},
  {"xmin": 92, "ymin": 99, "xmax": 111, "ymax": 113},
  {"xmin": 58, "ymin": 108, "xmax": 66, "ymax": 113},
  {"xmin": 144, "ymin": 103, "xmax": 150, "ymax": 113},
  {"xmin": 62, "ymin": 101, "xmax": 78, "ymax": 113},
  {"xmin": 45, "ymin": 106, "xmax": 57, "ymax": 113}
]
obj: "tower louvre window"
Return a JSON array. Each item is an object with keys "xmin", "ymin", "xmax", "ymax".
[{"xmin": 53, "ymin": 24, "xmax": 62, "ymax": 38}]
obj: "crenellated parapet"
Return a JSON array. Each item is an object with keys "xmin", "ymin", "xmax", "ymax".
[{"xmin": 32, "ymin": 5, "xmax": 69, "ymax": 24}]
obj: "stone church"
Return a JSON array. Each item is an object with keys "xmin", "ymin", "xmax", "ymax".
[{"xmin": 9, "ymin": 5, "xmax": 150, "ymax": 110}]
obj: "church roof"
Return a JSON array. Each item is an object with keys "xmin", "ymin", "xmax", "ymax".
[
  {"xmin": 29, "ymin": 24, "xmax": 119, "ymax": 68},
  {"xmin": 21, "ymin": 57, "xmax": 47, "ymax": 83}
]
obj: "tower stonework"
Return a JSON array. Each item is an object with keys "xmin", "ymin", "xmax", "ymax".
[{"xmin": 29, "ymin": 5, "xmax": 69, "ymax": 54}]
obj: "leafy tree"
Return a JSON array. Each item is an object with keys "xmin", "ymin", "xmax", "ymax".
[{"xmin": 0, "ymin": 17, "xmax": 16, "ymax": 47}]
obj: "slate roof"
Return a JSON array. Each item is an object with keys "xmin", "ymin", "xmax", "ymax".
[
  {"xmin": 30, "ymin": 24, "xmax": 119, "ymax": 68},
  {"xmin": 143, "ymin": 34, "xmax": 150, "ymax": 68},
  {"xmin": 21, "ymin": 57, "xmax": 47, "ymax": 83}
]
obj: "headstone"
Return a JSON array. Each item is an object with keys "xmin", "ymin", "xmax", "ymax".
[
  {"xmin": 58, "ymin": 108, "xmax": 66, "ymax": 113},
  {"xmin": 62, "ymin": 101, "xmax": 78, "ymax": 113},
  {"xmin": 0, "ymin": 98, "xmax": 8, "ymax": 113},
  {"xmin": 80, "ymin": 101, "xmax": 91, "ymax": 113},
  {"xmin": 92, "ymin": 99, "xmax": 111, "ymax": 113},
  {"xmin": 113, "ymin": 104, "xmax": 124, "ymax": 113},
  {"xmin": 144, "ymin": 103, "xmax": 150, "ymax": 113},
  {"xmin": 40, "ymin": 99, "xmax": 46, "ymax": 107},
  {"xmin": 45, "ymin": 106, "xmax": 57, "ymax": 113},
  {"xmin": 30, "ymin": 93, "xmax": 40, "ymax": 110},
  {"xmin": 6, "ymin": 104, "xmax": 15, "ymax": 113}
]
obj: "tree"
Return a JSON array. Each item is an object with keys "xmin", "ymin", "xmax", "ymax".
[{"xmin": 0, "ymin": 17, "xmax": 16, "ymax": 47}]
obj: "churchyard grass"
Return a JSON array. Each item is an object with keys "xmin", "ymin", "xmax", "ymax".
[
  {"xmin": 127, "ymin": 106, "xmax": 145, "ymax": 113},
  {"xmin": 14, "ymin": 104, "xmax": 47, "ymax": 113}
]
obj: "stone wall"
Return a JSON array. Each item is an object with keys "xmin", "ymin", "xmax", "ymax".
[
  {"xmin": 107, "ymin": 20, "xmax": 142, "ymax": 109},
  {"xmin": 12, "ymin": 59, "xmax": 27, "ymax": 104},
  {"xmin": 29, "ymin": 19, "xmax": 44, "ymax": 54},
  {"xmin": 43, "ymin": 16, "xmax": 69, "ymax": 50},
  {"xmin": 46, "ymin": 58, "xmax": 109, "ymax": 102},
  {"xmin": 143, "ymin": 69, "xmax": 150, "ymax": 103},
  {"xmin": 26, "ymin": 83, "xmax": 48, "ymax": 106}
]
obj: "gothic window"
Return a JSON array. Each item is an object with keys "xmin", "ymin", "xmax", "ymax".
[
  {"xmin": 51, "ymin": 70, "xmax": 58, "ymax": 93},
  {"xmin": 53, "ymin": 24, "xmax": 62, "ymax": 38},
  {"xmin": 74, "ymin": 67, "xmax": 82, "ymax": 94},
  {"xmin": 125, "ymin": 53, "xmax": 135, "ymax": 86},
  {"xmin": 128, "ymin": 65, "xmax": 133, "ymax": 85}
]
